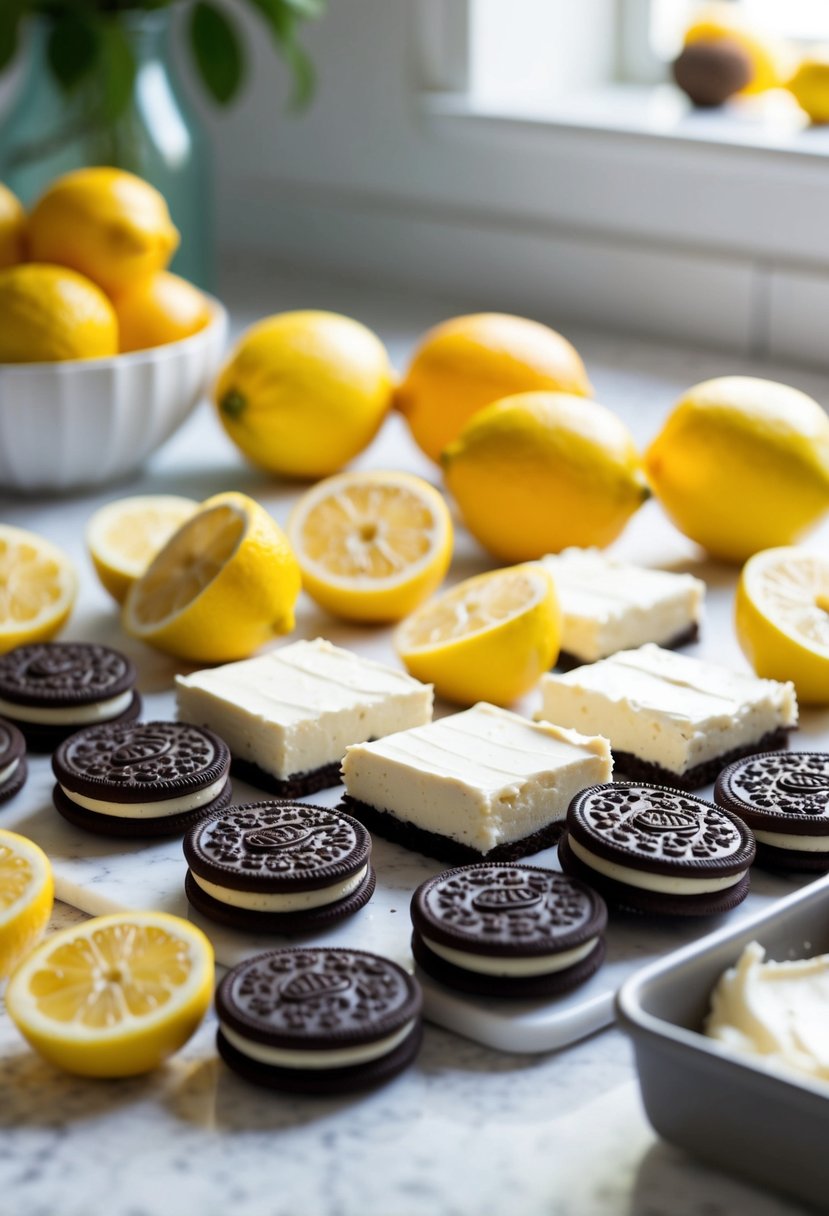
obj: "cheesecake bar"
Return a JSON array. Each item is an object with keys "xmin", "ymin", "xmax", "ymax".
[
  {"xmin": 340, "ymin": 701, "xmax": 612, "ymax": 863},
  {"xmin": 538, "ymin": 644, "xmax": 798, "ymax": 790},
  {"xmin": 176, "ymin": 638, "xmax": 433, "ymax": 796},
  {"xmin": 542, "ymin": 549, "xmax": 705, "ymax": 663}
]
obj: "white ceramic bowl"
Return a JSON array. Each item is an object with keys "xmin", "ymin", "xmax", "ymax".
[{"xmin": 0, "ymin": 298, "xmax": 228, "ymax": 494}]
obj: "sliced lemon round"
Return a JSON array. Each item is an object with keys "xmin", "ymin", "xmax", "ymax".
[
  {"xmin": 87, "ymin": 495, "xmax": 198, "ymax": 605},
  {"xmin": 0, "ymin": 829, "xmax": 53, "ymax": 979},
  {"xmin": 6, "ymin": 911, "xmax": 214, "ymax": 1077},
  {"xmin": 287, "ymin": 470, "xmax": 453, "ymax": 622},
  {"xmin": 735, "ymin": 547, "xmax": 829, "ymax": 705},
  {"xmin": 395, "ymin": 562, "xmax": 560, "ymax": 706},
  {"xmin": 122, "ymin": 491, "xmax": 301, "ymax": 663},
  {"xmin": 0, "ymin": 524, "xmax": 77, "ymax": 653}
]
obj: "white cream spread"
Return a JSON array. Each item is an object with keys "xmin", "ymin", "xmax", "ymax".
[
  {"xmin": 176, "ymin": 638, "xmax": 433, "ymax": 779},
  {"xmin": 706, "ymin": 941, "xmax": 829, "ymax": 1084},
  {"xmin": 753, "ymin": 828, "xmax": 829, "ymax": 853},
  {"xmin": 567, "ymin": 834, "xmax": 746, "ymax": 895},
  {"xmin": 190, "ymin": 864, "xmax": 369, "ymax": 911},
  {"xmin": 0, "ymin": 758, "xmax": 19, "ymax": 786},
  {"xmin": 542, "ymin": 549, "xmax": 705, "ymax": 662},
  {"xmin": 0, "ymin": 690, "xmax": 134, "ymax": 726},
  {"xmin": 538, "ymin": 644, "xmax": 798, "ymax": 775},
  {"xmin": 220, "ymin": 1019, "xmax": 416, "ymax": 1070},
  {"xmin": 421, "ymin": 934, "xmax": 598, "ymax": 977},
  {"xmin": 342, "ymin": 702, "xmax": 612, "ymax": 855},
  {"xmin": 61, "ymin": 775, "xmax": 227, "ymax": 819}
]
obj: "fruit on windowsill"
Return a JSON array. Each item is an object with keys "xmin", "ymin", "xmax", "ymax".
[
  {"xmin": 788, "ymin": 54, "xmax": 829, "ymax": 125},
  {"xmin": 0, "ymin": 264, "xmax": 118, "ymax": 363},
  {"xmin": 682, "ymin": 3, "xmax": 787, "ymax": 95},
  {"xmin": 672, "ymin": 39, "xmax": 753, "ymax": 107}
]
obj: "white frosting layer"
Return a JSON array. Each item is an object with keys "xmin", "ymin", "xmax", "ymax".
[
  {"xmin": 706, "ymin": 941, "xmax": 829, "ymax": 1084},
  {"xmin": 543, "ymin": 550, "xmax": 705, "ymax": 662},
  {"xmin": 0, "ymin": 758, "xmax": 19, "ymax": 785},
  {"xmin": 0, "ymin": 690, "xmax": 133, "ymax": 725},
  {"xmin": 61, "ymin": 775, "xmax": 227, "ymax": 819},
  {"xmin": 176, "ymin": 638, "xmax": 433, "ymax": 779},
  {"xmin": 191, "ymin": 864, "xmax": 369, "ymax": 911},
  {"xmin": 538, "ymin": 644, "xmax": 798, "ymax": 775},
  {"xmin": 342, "ymin": 702, "xmax": 612, "ymax": 855},
  {"xmin": 422, "ymin": 934, "xmax": 597, "ymax": 977},
  {"xmin": 753, "ymin": 828, "xmax": 829, "ymax": 853},
  {"xmin": 567, "ymin": 834, "xmax": 745, "ymax": 895},
  {"xmin": 220, "ymin": 1019, "xmax": 416, "ymax": 1070}
]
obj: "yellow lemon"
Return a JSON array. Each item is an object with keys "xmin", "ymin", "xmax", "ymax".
[
  {"xmin": 215, "ymin": 311, "xmax": 394, "ymax": 480},
  {"xmin": 788, "ymin": 54, "xmax": 829, "ymax": 124},
  {"xmin": 288, "ymin": 470, "xmax": 453, "ymax": 623},
  {"xmin": 442, "ymin": 391, "xmax": 649, "ymax": 562},
  {"xmin": 0, "ymin": 264, "xmax": 118, "ymax": 363},
  {"xmin": 6, "ymin": 911, "xmax": 213, "ymax": 1077},
  {"xmin": 87, "ymin": 495, "xmax": 198, "ymax": 604},
  {"xmin": 646, "ymin": 377, "xmax": 829, "ymax": 564},
  {"xmin": 28, "ymin": 168, "xmax": 179, "ymax": 295},
  {"xmin": 122, "ymin": 491, "xmax": 301, "ymax": 663},
  {"xmin": 684, "ymin": 3, "xmax": 786, "ymax": 93},
  {"xmin": 395, "ymin": 563, "xmax": 560, "ymax": 706},
  {"xmin": 0, "ymin": 830, "xmax": 53, "ymax": 979},
  {"xmin": 0, "ymin": 524, "xmax": 77, "ymax": 652},
  {"xmin": 397, "ymin": 313, "xmax": 592, "ymax": 463},
  {"xmin": 736, "ymin": 547, "xmax": 829, "ymax": 705},
  {"xmin": 0, "ymin": 182, "xmax": 26, "ymax": 268},
  {"xmin": 113, "ymin": 272, "xmax": 212, "ymax": 353}
]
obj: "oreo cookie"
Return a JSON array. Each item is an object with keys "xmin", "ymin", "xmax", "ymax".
[
  {"xmin": 52, "ymin": 720, "xmax": 231, "ymax": 837},
  {"xmin": 559, "ymin": 782, "xmax": 755, "ymax": 916},
  {"xmin": 215, "ymin": 947, "xmax": 423, "ymax": 1094},
  {"xmin": 410, "ymin": 863, "xmax": 607, "ymax": 999},
  {"xmin": 184, "ymin": 801, "xmax": 376, "ymax": 933},
  {"xmin": 715, "ymin": 752, "xmax": 829, "ymax": 872},
  {"xmin": 0, "ymin": 717, "xmax": 27, "ymax": 804},
  {"xmin": 0, "ymin": 642, "xmax": 140, "ymax": 752}
]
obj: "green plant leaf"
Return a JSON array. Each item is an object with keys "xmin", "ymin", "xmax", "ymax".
[
  {"xmin": 281, "ymin": 0, "xmax": 326, "ymax": 20},
  {"xmin": 99, "ymin": 17, "xmax": 137, "ymax": 121},
  {"xmin": 189, "ymin": 1, "xmax": 245, "ymax": 105},
  {"xmin": 46, "ymin": 12, "xmax": 100, "ymax": 91},
  {"xmin": 0, "ymin": 0, "xmax": 26, "ymax": 73},
  {"xmin": 241, "ymin": 0, "xmax": 318, "ymax": 109}
]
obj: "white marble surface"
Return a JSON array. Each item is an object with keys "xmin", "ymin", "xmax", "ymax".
[{"xmin": 1, "ymin": 263, "xmax": 827, "ymax": 1215}]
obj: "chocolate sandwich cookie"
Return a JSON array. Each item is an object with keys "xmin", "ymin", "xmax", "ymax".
[
  {"xmin": 216, "ymin": 947, "xmax": 423, "ymax": 1095},
  {"xmin": 0, "ymin": 717, "xmax": 27, "ymax": 804},
  {"xmin": 716, "ymin": 752, "xmax": 829, "ymax": 872},
  {"xmin": 559, "ymin": 782, "xmax": 755, "ymax": 916},
  {"xmin": 410, "ymin": 863, "xmax": 607, "ymax": 999},
  {"xmin": 184, "ymin": 801, "xmax": 376, "ymax": 933},
  {"xmin": 0, "ymin": 642, "xmax": 140, "ymax": 752},
  {"xmin": 52, "ymin": 720, "xmax": 231, "ymax": 837}
]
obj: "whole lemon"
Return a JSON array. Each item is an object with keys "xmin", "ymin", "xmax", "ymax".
[
  {"xmin": 646, "ymin": 377, "xmax": 829, "ymax": 563},
  {"xmin": 215, "ymin": 311, "xmax": 394, "ymax": 480},
  {"xmin": 442, "ymin": 391, "xmax": 649, "ymax": 562},
  {"xmin": 683, "ymin": 3, "xmax": 786, "ymax": 93},
  {"xmin": 396, "ymin": 313, "xmax": 592, "ymax": 463},
  {"xmin": 0, "ymin": 183, "xmax": 26, "ymax": 268},
  {"xmin": 28, "ymin": 168, "xmax": 179, "ymax": 295},
  {"xmin": 788, "ymin": 54, "xmax": 829, "ymax": 124},
  {"xmin": 0, "ymin": 264, "xmax": 118, "ymax": 362},
  {"xmin": 113, "ymin": 272, "xmax": 212, "ymax": 352}
]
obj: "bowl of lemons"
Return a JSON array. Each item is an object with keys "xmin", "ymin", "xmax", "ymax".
[{"xmin": 0, "ymin": 170, "xmax": 227, "ymax": 494}]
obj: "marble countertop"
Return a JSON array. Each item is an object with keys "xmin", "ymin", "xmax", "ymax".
[{"xmin": 1, "ymin": 263, "xmax": 825, "ymax": 1216}]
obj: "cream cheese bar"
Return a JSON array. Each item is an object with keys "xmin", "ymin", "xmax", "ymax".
[
  {"xmin": 538, "ymin": 643, "xmax": 798, "ymax": 790},
  {"xmin": 340, "ymin": 701, "xmax": 612, "ymax": 863},
  {"xmin": 542, "ymin": 549, "xmax": 705, "ymax": 663},
  {"xmin": 176, "ymin": 638, "xmax": 433, "ymax": 796}
]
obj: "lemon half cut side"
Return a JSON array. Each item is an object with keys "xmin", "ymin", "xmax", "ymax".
[
  {"xmin": 0, "ymin": 829, "xmax": 54, "ymax": 979},
  {"xmin": 0, "ymin": 524, "xmax": 77, "ymax": 652}
]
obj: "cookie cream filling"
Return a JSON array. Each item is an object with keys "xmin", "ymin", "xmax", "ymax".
[
  {"xmin": 753, "ymin": 828, "xmax": 829, "ymax": 853},
  {"xmin": 538, "ymin": 644, "xmax": 797, "ymax": 774},
  {"xmin": 0, "ymin": 758, "xmax": 19, "ymax": 785},
  {"xmin": 421, "ymin": 934, "xmax": 598, "ymax": 977},
  {"xmin": 190, "ymin": 864, "xmax": 369, "ymax": 911},
  {"xmin": 60, "ymin": 774, "xmax": 227, "ymax": 819},
  {"xmin": 220, "ymin": 1019, "xmax": 417, "ymax": 1070},
  {"xmin": 0, "ymin": 690, "xmax": 134, "ymax": 726},
  {"xmin": 567, "ymin": 834, "xmax": 746, "ymax": 894}
]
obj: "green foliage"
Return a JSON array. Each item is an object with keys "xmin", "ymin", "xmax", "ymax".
[{"xmin": 1, "ymin": 0, "xmax": 325, "ymax": 116}]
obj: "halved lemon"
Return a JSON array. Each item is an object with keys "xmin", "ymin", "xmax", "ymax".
[
  {"xmin": 6, "ymin": 911, "xmax": 214, "ymax": 1077},
  {"xmin": 122, "ymin": 491, "xmax": 301, "ymax": 663},
  {"xmin": 0, "ymin": 524, "xmax": 77, "ymax": 652},
  {"xmin": 736, "ymin": 547, "xmax": 829, "ymax": 705},
  {"xmin": 287, "ymin": 470, "xmax": 453, "ymax": 622},
  {"xmin": 395, "ymin": 562, "xmax": 560, "ymax": 705},
  {"xmin": 87, "ymin": 495, "xmax": 198, "ymax": 604},
  {"xmin": 0, "ymin": 829, "xmax": 53, "ymax": 979}
]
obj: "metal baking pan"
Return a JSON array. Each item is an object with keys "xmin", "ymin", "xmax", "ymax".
[{"xmin": 616, "ymin": 875, "xmax": 829, "ymax": 1211}]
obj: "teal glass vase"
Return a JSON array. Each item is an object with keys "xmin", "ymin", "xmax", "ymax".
[{"xmin": 0, "ymin": 12, "xmax": 213, "ymax": 289}]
